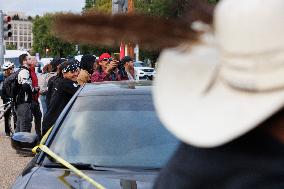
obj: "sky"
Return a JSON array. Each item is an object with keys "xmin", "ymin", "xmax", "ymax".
[{"xmin": 0, "ymin": 0, "xmax": 85, "ymax": 16}]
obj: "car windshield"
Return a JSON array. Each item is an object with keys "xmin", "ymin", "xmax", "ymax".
[
  {"xmin": 4, "ymin": 58, "xmax": 20, "ymax": 68},
  {"xmin": 49, "ymin": 94, "xmax": 179, "ymax": 169},
  {"xmin": 134, "ymin": 62, "xmax": 147, "ymax": 67}
]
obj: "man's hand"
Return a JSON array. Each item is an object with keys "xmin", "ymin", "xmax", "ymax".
[{"xmin": 105, "ymin": 60, "xmax": 119, "ymax": 73}]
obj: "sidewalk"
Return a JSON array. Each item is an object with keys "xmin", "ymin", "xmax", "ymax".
[{"xmin": 0, "ymin": 106, "xmax": 32, "ymax": 189}]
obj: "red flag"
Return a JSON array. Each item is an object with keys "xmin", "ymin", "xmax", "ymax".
[{"xmin": 120, "ymin": 42, "xmax": 125, "ymax": 60}]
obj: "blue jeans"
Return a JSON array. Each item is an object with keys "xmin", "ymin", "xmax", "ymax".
[{"xmin": 39, "ymin": 95, "xmax": 47, "ymax": 115}]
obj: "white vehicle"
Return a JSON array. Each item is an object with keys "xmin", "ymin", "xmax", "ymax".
[
  {"xmin": 4, "ymin": 50, "xmax": 30, "ymax": 68},
  {"xmin": 75, "ymin": 55, "xmax": 83, "ymax": 62},
  {"xmin": 40, "ymin": 58, "xmax": 53, "ymax": 66},
  {"xmin": 134, "ymin": 61, "xmax": 156, "ymax": 80},
  {"xmin": 75, "ymin": 54, "xmax": 97, "ymax": 62}
]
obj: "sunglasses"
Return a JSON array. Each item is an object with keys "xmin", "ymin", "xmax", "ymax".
[
  {"xmin": 7, "ymin": 67, "xmax": 14, "ymax": 70},
  {"xmin": 102, "ymin": 58, "xmax": 113, "ymax": 61}
]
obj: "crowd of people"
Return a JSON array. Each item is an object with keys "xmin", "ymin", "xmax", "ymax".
[{"xmin": 1, "ymin": 52, "xmax": 135, "ymax": 138}]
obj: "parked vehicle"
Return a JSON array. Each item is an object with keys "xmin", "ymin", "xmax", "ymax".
[
  {"xmin": 0, "ymin": 50, "xmax": 30, "ymax": 93},
  {"xmin": 4, "ymin": 50, "xmax": 30, "ymax": 68},
  {"xmin": 40, "ymin": 58, "xmax": 53, "ymax": 66},
  {"xmin": 134, "ymin": 61, "xmax": 156, "ymax": 80},
  {"xmin": 11, "ymin": 81, "xmax": 179, "ymax": 189},
  {"xmin": 35, "ymin": 61, "xmax": 44, "ymax": 74}
]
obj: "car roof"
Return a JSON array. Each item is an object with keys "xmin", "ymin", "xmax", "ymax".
[{"xmin": 79, "ymin": 81, "xmax": 153, "ymax": 97}]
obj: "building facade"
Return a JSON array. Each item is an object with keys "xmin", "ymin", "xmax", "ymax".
[{"xmin": 4, "ymin": 20, "xmax": 33, "ymax": 51}]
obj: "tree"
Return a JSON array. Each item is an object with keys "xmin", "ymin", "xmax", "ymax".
[
  {"xmin": 208, "ymin": 0, "xmax": 219, "ymax": 4},
  {"xmin": 12, "ymin": 14, "xmax": 20, "ymax": 20},
  {"xmin": 27, "ymin": 16, "xmax": 33, "ymax": 21},
  {"xmin": 82, "ymin": 0, "xmax": 96, "ymax": 13},
  {"xmin": 32, "ymin": 14, "xmax": 76, "ymax": 58},
  {"xmin": 78, "ymin": 0, "xmax": 114, "ymax": 55},
  {"xmin": 6, "ymin": 44, "xmax": 17, "ymax": 50},
  {"xmin": 134, "ymin": 0, "xmax": 218, "ymax": 64},
  {"xmin": 93, "ymin": 0, "xmax": 112, "ymax": 13},
  {"xmin": 79, "ymin": 0, "xmax": 217, "ymax": 61},
  {"xmin": 134, "ymin": 0, "xmax": 170, "ymax": 17}
]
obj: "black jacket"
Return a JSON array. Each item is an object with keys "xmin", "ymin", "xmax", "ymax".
[
  {"xmin": 1, "ymin": 76, "xmax": 10, "ymax": 103},
  {"xmin": 46, "ymin": 75, "xmax": 61, "ymax": 109},
  {"xmin": 154, "ymin": 128, "xmax": 284, "ymax": 189},
  {"xmin": 42, "ymin": 78, "xmax": 79, "ymax": 135}
]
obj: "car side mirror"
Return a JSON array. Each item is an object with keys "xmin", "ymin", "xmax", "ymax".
[{"xmin": 11, "ymin": 132, "xmax": 39, "ymax": 157}]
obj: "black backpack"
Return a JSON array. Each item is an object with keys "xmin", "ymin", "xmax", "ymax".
[{"xmin": 3, "ymin": 69, "xmax": 21, "ymax": 98}]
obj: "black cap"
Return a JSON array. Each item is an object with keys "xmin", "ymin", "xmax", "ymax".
[
  {"xmin": 121, "ymin": 56, "xmax": 133, "ymax": 65},
  {"xmin": 81, "ymin": 54, "xmax": 96, "ymax": 74},
  {"xmin": 62, "ymin": 60, "xmax": 79, "ymax": 73}
]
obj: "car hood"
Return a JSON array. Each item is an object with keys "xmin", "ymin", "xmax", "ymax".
[
  {"xmin": 25, "ymin": 167, "xmax": 158, "ymax": 189},
  {"xmin": 134, "ymin": 67, "xmax": 154, "ymax": 70}
]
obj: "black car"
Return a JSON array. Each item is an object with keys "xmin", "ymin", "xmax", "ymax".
[{"xmin": 11, "ymin": 81, "xmax": 179, "ymax": 189}]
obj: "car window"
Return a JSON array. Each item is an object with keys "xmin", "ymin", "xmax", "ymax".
[
  {"xmin": 134, "ymin": 62, "xmax": 147, "ymax": 67},
  {"xmin": 49, "ymin": 94, "xmax": 179, "ymax": 169},
  {"xmin": 4, "ymin": 57, "xmax": 20, "ymax": 68}
]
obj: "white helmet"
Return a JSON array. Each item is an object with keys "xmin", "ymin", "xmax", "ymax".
[{"xmin": 1, "ymin": 61, "xmax": 14, "ymax": 70}]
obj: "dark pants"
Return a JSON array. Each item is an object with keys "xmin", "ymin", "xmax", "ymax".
[
  {"xmin": 15, "ymin": 103, "xmax": 32, "ymax": 133},
  {"xmin": 31, "ymin": 100, "xmax": 42, "ymax": 137},
  {"xmin": 4, "ymin": 104, "xmax": 12, "ymax": 135},
  {"xmin": 3, "ymin": 102, "xmax": 17, "ymax": 135}
]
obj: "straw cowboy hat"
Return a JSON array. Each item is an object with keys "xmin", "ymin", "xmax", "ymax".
[{"xmin": 154, "ymin": 0, "xmax": 284, "ymax": 147}]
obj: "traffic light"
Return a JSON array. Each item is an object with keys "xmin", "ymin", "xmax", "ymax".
[{"xmin": 3, "ymin": 15, "xmax": 12, "ymax": 39}]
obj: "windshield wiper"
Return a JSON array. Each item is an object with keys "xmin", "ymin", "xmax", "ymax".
[{"xmin": 44, "ymin": 162, "xmax": 110, "ymax": 171}]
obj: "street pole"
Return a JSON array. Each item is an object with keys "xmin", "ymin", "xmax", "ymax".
[
  {"xmin": 127, "ymin": 0, "xmax": 135, "ymax": 59},
  {"xmin": 0, "ymin": 10, "xmax": 4, "ymax": 66}
]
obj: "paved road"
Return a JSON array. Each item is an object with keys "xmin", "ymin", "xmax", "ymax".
[{"xmin": 0, "ymin": 110, "xmax": 33, "ymax": 189}]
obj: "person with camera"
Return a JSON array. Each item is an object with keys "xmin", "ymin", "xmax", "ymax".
[
  {"xmin": 91, "ymin": 53, "xmax": 127, "ymax": 82},
  {"xmin": 120, "ymin": 56, "xmax": 135, "ymax": 80}
]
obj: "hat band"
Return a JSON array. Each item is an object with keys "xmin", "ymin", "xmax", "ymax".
[
  {"xmin": 62, "ymin": 64, "xmax": 79, "ymax": 73},
  {"xmin": 220, "ymin": 49, "xmax": 284, "ymax": 92}
]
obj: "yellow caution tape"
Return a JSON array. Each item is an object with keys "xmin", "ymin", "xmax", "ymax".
[
  {"xmin": 32, "ymin": 126, "xmax": 53, "ymax": 154},
  {"xmin": 32, "ymin": 127, "xmax": 106, "ymax": 189}
]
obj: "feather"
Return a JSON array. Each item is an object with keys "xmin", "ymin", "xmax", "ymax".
[{"xmin": 53, "ymin": 0, "xmax": 215, "ymax": 49}]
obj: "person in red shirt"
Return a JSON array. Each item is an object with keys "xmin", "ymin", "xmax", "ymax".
[
  {"xmin": 91, "ymin": 53, "xmax": 127, "ymax": 82},
  {"xmin": 29, "ymin": 56, "xmax": 42, "ymax": 138}
]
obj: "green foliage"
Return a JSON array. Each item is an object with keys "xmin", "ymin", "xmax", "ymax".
[
  {"xmin": 79, "ymin": 0, "xmax": 113, "ymax": 55},
  {"xmin": 82, "ymin": 0, "xmax": 96, "ymax": 13},
  {"xmin": 135, "ymin": 0, "xmax": 219, "ymax": 63},
  {"xmin": 32, "ymin": 14, "xmax": 76, "ymax": 58},
  {"xmin": 80, "ymin": 44, "xmax": 119, "ymax": 57},
  {"xmin": 12, "ymin": 14, "xmax": 20, "ymax": 20},
  {"xmin": 5, "ymin": 44, "xmax": 17, "ymax": 50},
  {"xmin": 134, "ymin": 0, "xmax": 171, "ymax": 17},
  {"xmin": 208, "ymin": 0, "xmax": 219, "ymax": 5},
  {"xmin": 95, "ymin": 0, "xmax": 112, "ymax": 13},
  {"xmin": 80, "ymin": 0, "xmax": 218, "ymax": 62},
  {"xmin": 27, "ymin": 16, "xmax": 33, "ymax": 21}
]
